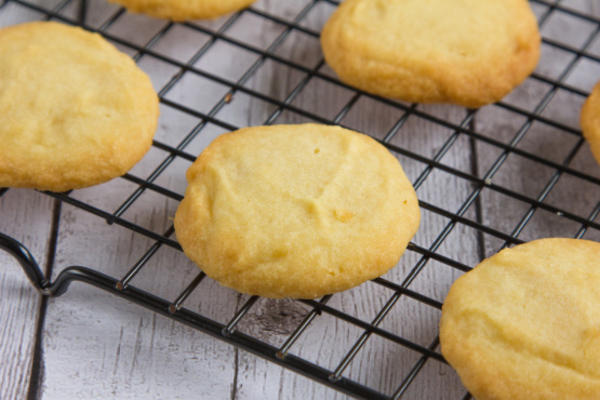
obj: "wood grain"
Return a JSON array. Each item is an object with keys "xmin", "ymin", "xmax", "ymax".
[
  {"xmin": 229, "ymin": 2, "xmax": 478, "ymax": 397},
  {"xmin": 0, "ymin": 5, "xmax": 64, "ymax": 400},
  {"xmin": 0, "ymin": 189, "xmax": 54, "ymax": 400},
  {"xmin": 475, "ymin": 1, "xmax": 600, "ymax": 254},
  {"xmin": 0, "ymin": 0, "xmax": 598, "ymax": 399}
]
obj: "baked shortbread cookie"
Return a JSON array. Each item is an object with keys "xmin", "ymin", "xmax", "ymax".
[
  {"xmin": 580, "ymin": 82, "xmax": 600, "ymax": 165},
  {"xmin": 174, "ymin": 124, "xmax": 420, "ymax": 299},
  {"xmin": 440, "ymin": 238, "xmax": 600, "ymax": 400},
  {"xmin": 321, "ymin": 0, "xmax": 541, "ymax": 108},
  {"xmin": 109, "ymin": 0, "xmax": 256, "ymax": 20},
  {"xmin": 0, "ymin": 22, "xmax": 158, "ymax": 192}
]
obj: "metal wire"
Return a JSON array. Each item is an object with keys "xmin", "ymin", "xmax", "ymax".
[{"xmin": 1, "ymin": 0, "xmax": 599, "ymax": 399}]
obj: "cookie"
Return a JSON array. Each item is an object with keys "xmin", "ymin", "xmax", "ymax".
[
  {"xmin": 321, "ymin": 0, "xmax": 541, "ymax": 108},
  {"xmin": 440, "ymin": 238, "xmax": 600, "ymax": 400},
  {"xmin": 174, "ymin": 124, "xmax": 420, "ymax": 299},
  {"xmin": 580, "ymin": 82, "xmax": 600, "ymax": 165},
  {"xmin": 109, "ymin": 0, "xmax": 256, "ymax": 20},
  {"xmin": 0, "ymin": 22, "xmax": 158, "ymax": 192}
]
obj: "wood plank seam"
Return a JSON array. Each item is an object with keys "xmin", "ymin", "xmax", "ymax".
[{"xmin": 26, "ymin": 199, "xmax": 62, "ymax": 400}]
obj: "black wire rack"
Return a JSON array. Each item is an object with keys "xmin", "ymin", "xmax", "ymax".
[{"xmin": 1, "ymin": 0, "xmax": 600, "ymax": 399}]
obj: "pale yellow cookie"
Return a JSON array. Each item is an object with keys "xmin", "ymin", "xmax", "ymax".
[
  {"xmin": 109, "ymin": 0, "xmax": 256, "ymax": 20},
  {"xmin": 0, "ymin": 22, "xmax": 158, "ymax": 192},
  {"xmin": 580, "ymin": 82, "xmax": 600, "ymax": 166},
  {"xmin": 174, "ymin": 124, "xmax": 420, "ymax": 299},
  {"xmin": 440, "ymin": 238, "xmax": 600, "ymax": 400},
  {"xmin": 321, "ymin": 0, "xmax": 541, "ymax": 108}
]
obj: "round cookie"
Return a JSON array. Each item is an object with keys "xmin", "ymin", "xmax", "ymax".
[
  {"xmin": 174, "ymin": 124, "xmax": 420, "ymax": 299},
  {"xmin": 321, "ymin": 0, "xmax": 541, "ymax": 108},
  {"xmin": 580, "ymin": 82, "xmax": 600, "ymax": 166},
  {"xmin": 109, "ymin": 0, "xmax": 256, "ymax": 20},
  {"xmin": 440, "ymin": 238, "xmax": 600, "ymax": 400},
  {"xmin": 0, "ymin": 22, "xmax": 158, "ymax": 192}
]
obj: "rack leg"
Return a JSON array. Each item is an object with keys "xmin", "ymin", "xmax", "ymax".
[{"xmin": 0, "ymin": 232, "xmax": 49, "ymax": 294}]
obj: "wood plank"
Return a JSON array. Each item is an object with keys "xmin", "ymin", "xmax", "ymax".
[
  {"xmin": 36, "ymin": 2, "xmax": 238, "ymax": 398},
  {"xmin": 230, "ymin": 2, "xmax": 480, "ymax": 398},
  {"xmin": 0, "ymin": 3, "xmax": 66, "ymax": 400},
  {"xmin": 2, "ymin": 1, "xmax": 597, "ymax": 400},
  {"xmin": 37, "ymin": 0, "xmax": 478, "ymax": 397},
  {"xmin": 475, "ymin": 1, "xmax": 600, "ymax": 254},
  {"xmin": 0, "ymin": 189, "xmax": 55, "ymax": 400},
  {"xmin": 435, "ymin": 4, "xmax": 600, "ymax": 397},
  {"xmin": 236, "ymin": 2, "xmax": 600, "ymax": 398},
  {"xmin": 37, "ymin": 132, "xmax": 239, "ymax": 398}
]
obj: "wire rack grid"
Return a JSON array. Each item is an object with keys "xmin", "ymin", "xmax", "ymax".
[{"xmin": 1, "ymin": 0, "xmax": 600, "ymax": 399}]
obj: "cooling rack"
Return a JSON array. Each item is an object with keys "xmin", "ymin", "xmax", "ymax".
[{"xmin": 1, "ymin": 0, "xmax": 599, "ymax": 398}]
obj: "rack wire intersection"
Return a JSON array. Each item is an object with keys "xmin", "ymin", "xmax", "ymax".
[{"xmin": 1, "ymin": 0, "xmax": 600, "ymax": 399}]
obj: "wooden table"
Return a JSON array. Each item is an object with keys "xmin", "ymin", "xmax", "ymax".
[{"xmin": 1, "ymin": 0, "xmax": 599, "ymax": 399}]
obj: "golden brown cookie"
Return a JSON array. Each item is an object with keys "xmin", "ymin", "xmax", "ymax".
[
  {"xmin": 0, "ymin": 22, "xmax": 158, "ymax": 192},
  {"xmin": 321, "ymin": 0, "xmax": 541, "ymax": 108},
  {"xmin": 109, "ymin": 0, "xmax": 256, "ymax": 20},
  {"xmin": 580, "ymin": 82, "xmax": 600, "ymax": 165},
  {"xmin": 440, "ymin": 238, "xmax": 600, "ymax": 400},
  {"xmin": 174, "ymin": 124, "xmax": 420, "ymax": 299}
]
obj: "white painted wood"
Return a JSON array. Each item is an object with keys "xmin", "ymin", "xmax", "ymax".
[
  {"xmin": 0, "ymin": 5, "xmax": 63, "ymax": 400},
  {"xmin": 230, "ymin": 3, "xmax": 478, "ymax": 396},
  {"xmin": 12, "ymin": 2, "xmax": 235, "ymax": 400},
  {"xmin": 0, "ymin": 1, "xmax": 598, "ymax": 400},
  {"xmin": 38, "ymin": 39, "xmax": 239, "ymax": 400},
  {"xmin": 475, "ymin": 1, "xmax": 600, "ymax": 253},
  {"xmin": 0, "ymin": 189, "xmax": 54, "ymax": 400},
  {"xmin": 236, "ymin": 104, "xmax": 477, "ymax": 399},
  {"xmin": 0, "ymin": 11, "xmax": 73, "ymax": 400}
]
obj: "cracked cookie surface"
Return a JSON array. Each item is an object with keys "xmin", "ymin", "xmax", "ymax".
[
  {"xmin": 321, "ymin": 0, "xmax": 540, "ymax": 107},
  {"xmin": 174, "ymin": 124, "xmax": 420, "ymax": 298},
  {"xmin": 440, "ymin": 238, "xmax": 600, "ymax": 400},
  {"xmin": 0, "ymin": 22, "xmax": 158, "ymax": 192}
]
